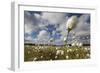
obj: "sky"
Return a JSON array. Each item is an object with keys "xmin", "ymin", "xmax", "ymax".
[{"xmin": 24, "ymin": 11, "xmax": 90, "ymax": 45}]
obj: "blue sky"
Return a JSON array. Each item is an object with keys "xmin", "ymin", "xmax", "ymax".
[{"xmin": 24, "ymin": 11, "xmax": 90, "ymax": 45}]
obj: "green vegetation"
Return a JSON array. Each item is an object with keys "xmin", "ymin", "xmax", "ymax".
[{"xmin": 24, "ymin": 45, "xmax": 90, "ymax": 62}]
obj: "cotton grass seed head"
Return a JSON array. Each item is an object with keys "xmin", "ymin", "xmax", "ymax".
[
  {"xmin": 56, "ymin": 47, "xmax": 59, "ymax": 50},
  {"xmin": 55, "ymin": 56, "xmax": 58, "ymax": 59},
  {"xmin": 86, "ymin": 54, "xmax": 90, "ymax": 57},
  {"xmin": 66, "ymin": 16, "xmax": 78, "ymax": 32},
  {"xmin": 40, "ymin": 56, "xmax": 43, "ymax": 58},
  {"xmin": 63, "ymin": 37, "xmax": 67, "ymax": 42},
  {"xmin": 76, "ymin": 54, "xmax": 79, "ymax": 57},
  {"xmin": 66, "ymin": 55, "xmax": 69, "ymax": 59},
  {"xmin": 78, "ymin": 43, "xmax": 83, "ymax": 47},
  {"xmin": 33, "ymin": 57, "xmax": 37, "ymax": 61},
  {"xmin": 61, "ymin": 51, "xmax": 64, "ymax": 55},
  {"xmin": 56, "ymin": 50, "xmax": 64, "ymax": 55},
  {"xmin": 69, "ymin": 49, "xmax": 72, "ymax": 52},
  {"xmin": 56, "ymin": 50, "xmax": 61, "ymax": 55},
  {"xmin": 84, "ymin": 47, "xmax": 89, "ymax": 51},
  {"xmin": 28, "ymin": 51, "xmax": 31, "ymax": 54},
  {"xmin": 67, "ymin": 50, "xmax": 70, "ymax": 53},
  {"xmin": 71, "ymin": 43, "xmax": 76, "ymax": 46}
]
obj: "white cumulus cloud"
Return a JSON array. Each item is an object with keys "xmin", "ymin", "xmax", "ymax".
[
  {"xmin": 41, "ymin": 12, "xmax": 66, "ymax": 24},
  {"xmin": 37, "ymin": 30, "xmax": 50, "ymax": 42}
]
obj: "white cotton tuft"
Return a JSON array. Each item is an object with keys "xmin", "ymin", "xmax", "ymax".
[{"xmin": 66, "ymin": 16, "xmax": 78, "ymax": 31}]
